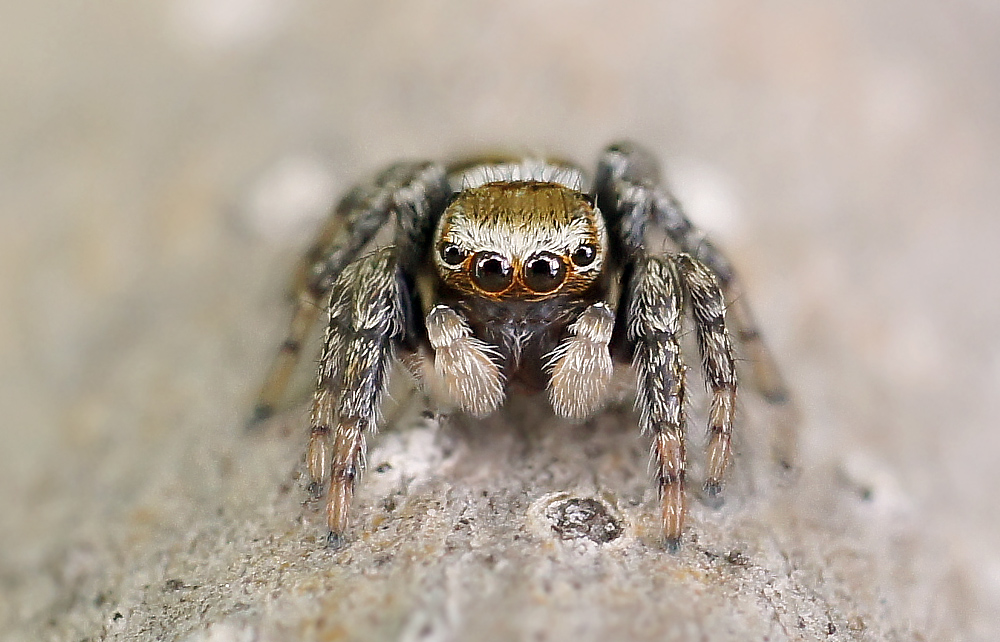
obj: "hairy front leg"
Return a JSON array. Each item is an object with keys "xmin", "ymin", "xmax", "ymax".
[
  {"xmin": 595, "ymin": 141, "xmax": 789, "ymax": 406},
  {"xmin": 627, "ymin": 255, "xmax": 689, "ymax": 547},
  {"xmin": 251, "ymin": 162, "xmax": 447, "ymax": 425},
  {"xmin": 596, "ymin": 141, "xmax": 797, "ymax": 471},
  {"xmin": 308, "ymin": 248, "xmax": 404, "ymax": 546}
]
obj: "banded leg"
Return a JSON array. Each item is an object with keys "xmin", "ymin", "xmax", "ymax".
[
  {"xmin": 595, "ymin": 141, "xmax": 789, "ymax": 406},
  {"xmin": 596, "ymin": 142, "xmax": 797, "ymax": 470},
  {"xmin": 309, "ymin": 248, "xmax": 406, "ymax": 546},
  {"xmin": 626, "ymin": 255, "xmax": 688, "ymax": 547},
  {"xmin": 676, "ymin": 254, "xmax": 737, "ymax": 496},
  {"xmin": 250, "ymin": 161, "xmax": 448, "ymax": 425}
]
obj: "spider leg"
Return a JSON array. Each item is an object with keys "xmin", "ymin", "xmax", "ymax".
[
  {"xmin": 596, "ymin": 141, "xmax": 797, "ymax": 470},
  {"xmin": 310, "ymin": 167, "xmax": 447, "ymax": 546},
  {"xmin": 595, "ymin": 141, "xmax": 789, "ymax": 406},
  {"xmin": 625, "ymin": 255, "xmax": 688, "ymax": 547},
  {"xmin": 309, "ymin": 248, "xmax": 406, "ymax": 546},
  {"xmin": 287, "ymin": 183, "xmax": 373, "ymax": 299},
  {"xmin": 675, "ymin": 254, "xmax": 737, "ymax": 496},
  {"xmin": 250, "ymin": 162, "xmax": 447, "ymax": 426}
]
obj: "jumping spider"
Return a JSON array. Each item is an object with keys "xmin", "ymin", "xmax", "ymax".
[{"xmin": 252, "ymin": 142, "xmax": 789, "ymax": 548}]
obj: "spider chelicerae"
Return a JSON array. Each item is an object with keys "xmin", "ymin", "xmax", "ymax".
[{"xmin": 251, "ymin": 141, "xmax": 790, "ymax": 549}]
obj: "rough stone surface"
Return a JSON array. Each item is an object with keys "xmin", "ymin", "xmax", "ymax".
[{"xmin": 2, "ymin": 2, "xmax": 999, "ymax": 641}]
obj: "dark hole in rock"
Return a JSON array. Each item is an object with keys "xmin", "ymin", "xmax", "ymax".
[{"xmin": 545, "ymin": 497, "xmax": 622, "ymax": 544}]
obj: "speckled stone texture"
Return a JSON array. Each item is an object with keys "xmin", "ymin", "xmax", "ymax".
[{"xmin": 2, "ymin": 2, "xmax": 999, "ymax": 641}]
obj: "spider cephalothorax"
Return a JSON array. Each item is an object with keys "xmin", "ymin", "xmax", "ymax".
[
  {"xmin": 433, "ymin": 181, "xmax": 607, "ymax": 301},
  {"xmin": 252, "ymin": 142, "xmax": 790, "ymax": 549}
]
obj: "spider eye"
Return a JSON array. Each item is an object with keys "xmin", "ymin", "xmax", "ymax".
[
  {"xmin": 571, "ymin": 244, "xmax": 597, "ymax": 267},
  {"xmin": 472, "ymin": 252, "xmax": 513, "ymax": 292},
  {"xmin": 523, "ymin": 252, "xmax": 567, "ymax": 293},
  {"xmin": 440, "ymin": 243, "xmax": 468, "ymax": 266}
]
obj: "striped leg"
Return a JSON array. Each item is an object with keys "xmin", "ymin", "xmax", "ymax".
[
  {"xmin": 596, "ymin": 142, "xmax": 796, "ymax": 471},
  {"xmin": 626, "ymin": 256, "xmax": 688, "ymax": 547},
  {"xmin": 250, "ymin": 161, "xmax": 447, "ymax": 426},
  {"xmin": 309, "ymin": 248, "xmax": 404, "ymax": 547},
  {"xmin": 596, "ymin": 141, "xmax": 789, "ymax": 405},
  {"xmin": 676, "ymin": 254, "xmax": 737, "ymax": 496}
]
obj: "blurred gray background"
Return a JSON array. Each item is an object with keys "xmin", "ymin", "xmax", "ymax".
[{"xmin": 2, "ymin": 1, "xmax": 999, "ymax": 640}]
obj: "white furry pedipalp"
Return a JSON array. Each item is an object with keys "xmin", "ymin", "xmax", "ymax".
[
  {"xmin": 546, "ymin": 303, "xmax": 615, "ymax": 420},
  {"xmin": 425, "ymin": 305, "xmax": 505, "ymax": 418}
]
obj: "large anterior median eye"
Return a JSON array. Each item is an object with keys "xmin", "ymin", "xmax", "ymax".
[
  {"xmin": 472, "ymin": 251, "xmax": 514, "ymax": 292},
  {"xmin": 523, "ymin": 251, "xmax": 567, "ymax": 293}
]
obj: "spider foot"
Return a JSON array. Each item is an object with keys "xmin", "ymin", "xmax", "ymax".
[
  {"xmin": 703, "ymin": 480, "xmax": 725, "ymax": 509},
  {"xmin": 245, "ymin": 403, "xmax": 274, "ymax": 431},
  {"xmin": 762, "ymin": 388, "xmax": 790, "ymax": 405},
  {"xmin": 325, "ymin": 531, "xmax": 346, "ymax": 550},
  {"xmin": 306, "ymin": 480, "xmax": 324, "ymax": 499}
]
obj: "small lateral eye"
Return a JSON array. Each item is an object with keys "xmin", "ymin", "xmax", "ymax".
[
  {"xmin": 571, "ymin": 244, "xmax": 597, "ymax": 267},
  {"xmin": 440, "ymin": 243, "xmax": 468, "ymax": 266}
]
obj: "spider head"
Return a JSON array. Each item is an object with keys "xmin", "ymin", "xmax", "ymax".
[{"xmin": 433, "ymin": 181, "xmax": 607, "ymax": 301}]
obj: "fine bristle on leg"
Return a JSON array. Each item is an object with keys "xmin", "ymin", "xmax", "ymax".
[
  {"xmin": 306, "ymin": 423, "xmax": 331, "ymax": 497},
  {"xmin": 675, "ymin": 254, "xmax": 738, "ymax": 499},
  {"xmin": 705, "ymin": 386, "xmax": 735, "ymax": 497},
  {"xmin": 653, "ymin": 430, "xmax": 687, "ymax": 548},
  {"xmin": 626, "ymin": 255, "xmax": 690, "ymax": 547},
  {"xmin": 249, "ymin": 161, "xmax": 446, "ymax": 428},
  {"xmin": 326, "ymin": 422, "xmax": 364, "ymax": 542},
  {"xmin": 311, "ymin": 248, "xmax": 406, "ymax": 545}
]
